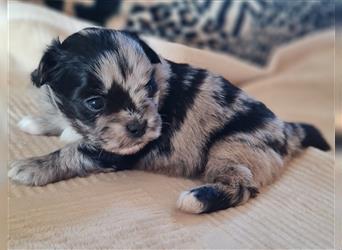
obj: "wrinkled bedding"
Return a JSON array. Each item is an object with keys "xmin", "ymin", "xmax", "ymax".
[{"xmin": 5, "ymin": 2, "xmax": 335, "ymax": 249}]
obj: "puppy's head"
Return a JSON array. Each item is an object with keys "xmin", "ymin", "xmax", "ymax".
[{"xmin": 32, "ymin": 28, "xmax": 169, "ymax": 155}]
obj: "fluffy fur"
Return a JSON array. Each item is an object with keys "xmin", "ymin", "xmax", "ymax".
[{"xmin": 9, "ymin": 28, "xmax": 330, "ymax": 213}]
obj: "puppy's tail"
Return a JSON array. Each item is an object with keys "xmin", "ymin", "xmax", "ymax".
[{"xmin": 286, "ymin": 122, "xmax": 330, "ymax": 153}]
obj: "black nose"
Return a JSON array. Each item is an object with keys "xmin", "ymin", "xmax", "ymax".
[{"xmin": 126, "ymin": 120, "xmax": 147, "ymax": 138}]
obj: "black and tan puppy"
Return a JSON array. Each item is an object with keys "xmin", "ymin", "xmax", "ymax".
[{"xmin": 9, "ymin": 28, "xmax": 330, "ymax": 214}]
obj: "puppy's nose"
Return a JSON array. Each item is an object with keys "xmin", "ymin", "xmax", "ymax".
[{"xmin": 126, "ymin": 120, "xmax": 147, "ymax": 138}]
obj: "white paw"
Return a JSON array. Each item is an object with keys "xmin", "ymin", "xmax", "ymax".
[
  {"xmin": 59, "ymin": 127, "xmax": 82, "ymax": 143},
  {"xmin": 177, "ymin": 191, "xmax": 204, "ymax": 214},
  {"xmin": 18, "ymin": 116, "xmax": 44, "ymax": 135}
]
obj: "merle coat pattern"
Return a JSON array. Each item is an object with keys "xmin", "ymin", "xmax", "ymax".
[{"xmin": 9, "ymin": 28, "xmax": 330, "ymax": 214}]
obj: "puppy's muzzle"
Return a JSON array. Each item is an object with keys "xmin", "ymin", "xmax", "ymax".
[{"xmin": 126, "ymin": 119, "xmax": 147, "ymax": 138}]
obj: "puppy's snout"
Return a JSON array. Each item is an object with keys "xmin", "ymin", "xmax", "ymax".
[{"xmin": 126, "ymin": 120, "xmax": 147, "ymax": 138}]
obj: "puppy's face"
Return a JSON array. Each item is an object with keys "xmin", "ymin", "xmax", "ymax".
[{"xmin": 32, "ymin": 28, "xmax": 167, "ymax": 155}]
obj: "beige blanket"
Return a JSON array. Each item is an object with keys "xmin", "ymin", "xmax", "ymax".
[{"xmin": 5, "ymin": 2, "xmax": 336, "ymax": 249}]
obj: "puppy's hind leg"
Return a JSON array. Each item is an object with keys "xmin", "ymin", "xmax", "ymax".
[
  {"xmin": 18, "ymin": 85, "xmax": 69, "ymax": 137},
  {"xmin": 18, "ymin": 115, "xmax": 82, "ymax": 142},
  {"xmin": 18, "ymin": 116, "xmax": 63, "ymax": 136},
  {"xmin": 177, "ymin": 162, "xmax": 258, "ymax": 214}
]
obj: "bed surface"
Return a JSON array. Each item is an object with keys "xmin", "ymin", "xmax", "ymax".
[{"xmin": 4, "ymin": 2, "xmax": 336, "ymax": 249}]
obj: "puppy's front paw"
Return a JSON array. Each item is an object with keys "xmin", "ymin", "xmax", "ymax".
[
  {"xmin": 8, "ymin": 158, "xmax": 53, "ymax": 186},
  {"xmin": 18, "ymin": 116, "xmax": 44, "ymax": 135}
]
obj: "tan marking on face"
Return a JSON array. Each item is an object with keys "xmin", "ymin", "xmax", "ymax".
[
  {"xmin": 93, "ymin": 106, "xmax": 161, "ymax": 155},
  {"xmin": 91, "ymin": 32, "xmax": 154, "ymax": 93},
  {"xmin": 82, "ymin": 33, "xmax": 169, "ymax": 155},
  {"xmin": 92, "ymin": 52, "xmax": 125, "ymax": 90}
]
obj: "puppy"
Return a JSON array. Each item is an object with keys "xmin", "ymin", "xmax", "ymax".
[{"xmin": 9, "ymin": 28, "xmax": 330, "ymax": 214}]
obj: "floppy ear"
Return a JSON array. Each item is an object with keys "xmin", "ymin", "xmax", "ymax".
[
  {"xmin": 31, "ymin": 38, "xmax": 63, "ymax": 87},
  {"xmin": 30, "ymin": 69, "xmax": 41, "ymax": 87},
  {"xmin": 122, "ymin": 31, "xmax": 161, "ymax": 64}
]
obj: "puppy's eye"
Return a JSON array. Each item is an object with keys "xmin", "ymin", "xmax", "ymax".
[
  {"xmin": 84, "ymin": 96, "xmax": 105, "ymax": 112},
  {"xmin": 145, "ymin": 78, "xmax": 157, "ymax": 98}
]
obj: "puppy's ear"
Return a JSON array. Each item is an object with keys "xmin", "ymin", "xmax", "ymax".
[
  {"xmin": 122, "ymin": 31, "xmax": 161, "ymax": 64},
  {"xmin": 30, "ymin": 69, "xmax": 41, "ymax": 87},
  {"xmin": 31, "ymin": 38, "xmax": 63, "ymax": 87}
]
